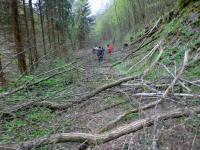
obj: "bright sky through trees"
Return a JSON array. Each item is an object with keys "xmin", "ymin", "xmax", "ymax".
[{"xmin": 88, "ymin": 0, "xmax": 112, "ymax": 15}]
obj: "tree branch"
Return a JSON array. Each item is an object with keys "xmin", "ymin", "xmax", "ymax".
[
  {"xmin": 101, "ymin": 49, "xmax": 189, "ymax": 132},
  {"xmin": 1, "ymin": 106, "xmax": 200, "ymax": 150},
  {"xmin": 0, "ymin": 67, "xmax": 76, "ymax": 99}
]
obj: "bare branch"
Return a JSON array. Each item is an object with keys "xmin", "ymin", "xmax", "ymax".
[{"xmin": 1, "ymin": 106, "xmax": 200, "ymax": 150}]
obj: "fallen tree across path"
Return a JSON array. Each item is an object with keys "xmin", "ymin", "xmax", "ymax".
[
  {"xmin": 101, "ymin": 49, "xmax": 189, "ymax": 132},
  {"xmin": 1, "ymin": 106, "xmax": 200, "ymax": 150},
  {"xmin": 0, "ymin": 43, "xmax": 164, "ymax": 118}
]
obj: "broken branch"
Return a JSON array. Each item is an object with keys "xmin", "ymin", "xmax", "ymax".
[{"xmin": 2, "ymin": 106, "xmax": 200, "ymax": 150}]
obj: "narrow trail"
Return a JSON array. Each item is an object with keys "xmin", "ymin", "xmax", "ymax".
[
  {"xmin": 62, "ymin": 45, "xmax": 199, "ymax": 149},
  {"xmin": 65, "ymin": 47, "xmax": 174, "ymax": 149},
  {"xmin": 62, "ymin": 48, "xmax": 130, "ymax": 149}
]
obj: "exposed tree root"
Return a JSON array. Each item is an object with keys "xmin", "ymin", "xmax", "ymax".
[{"xmin": 1, "ymin": 106, "xmax": 200, "ymax": 150}]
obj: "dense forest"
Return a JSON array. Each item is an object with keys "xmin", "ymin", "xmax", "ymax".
[{"xmin": 0, "ymin": 0, "xmax": 200, "ymax": 149}]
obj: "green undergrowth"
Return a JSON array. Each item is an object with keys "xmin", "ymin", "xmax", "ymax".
[
  {"xmin": 105, "ymin": 95, "xmax": 140, "ymax": 122},
  {"xmin": 124, "ymin": 113, "xmax": 139, "ymax": 121},
  {"xmin": 0, "ymin": 108, "xmax": 56, "ymax": 144},
  {"xmin": 0, "ymin": 59, "xmax": 77, "ymax": 145},
  {"xmin": 0, "ymin": 107, "xmax": 72, "ymax": 144},
  {"xmin": 2, "ymin": 60, "xmax": 82, "ymax": 104},
  {"xmin": 184, "ymin": 63, "xmax": 200, "ymax": 80},
  {"xmin": 115, "ymin": 1, "xmax": 200, "ymax": 82},
  {"xmin": 175, "ymin": 114, "xmax": 200, "ymax": 135}
]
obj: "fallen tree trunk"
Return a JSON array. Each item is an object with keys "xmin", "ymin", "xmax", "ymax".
[
  {"xmin": 101, "ymin": 50, "xmax": 189, "ymax": 132},
  {"xmin": 0, "ymin": 44, "xmax": 164, "ymax": 118},
  {"xmin": 131, "ymin": 92, "xmax": 200, "ymax": 98},
  {"xmin": 0, "ymin": 100, "xmax": 72, "ymax": 119},
  {"xmin": 130, "ymin": 18, "xmax": 162, "ymax": 46},
  {"xmin": 112, "ymin": 37, "xmax": 156, "ymax": 67},
  {"xmin": 1, "ymin": 106, "xmax": 200, "ymax": 150},
  {"xmin": 0, "ymin": 75, "xmax": 138, "ymax": 118},
  {"xmin": 76, "ymin": 42, "xmax": 164, "ymax": 104},
  {"xmin": 0, "ymin": 67, "xmax": 76, "ymax": 99},
  {"xmin": 112, "ymin": 18, "xmax": 162, "ymax": 67},
  {"xmin": 151, "ymin": 50, "xmax": 189, "ymax": 149},
  {"xmin": 127, "ymin": 41, "xmax": 161, "ymax": 73}
]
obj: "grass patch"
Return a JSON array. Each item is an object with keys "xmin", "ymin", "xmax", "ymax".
[
  {"xmin": 114, "ymin": 62, "xmax": 129, "ymax": 75},
  {"xmin": 124, "ymin": 112, "xmax": 139, "ymax": 121},
  {"xmin": 0, "ymin": 87, "xmax": 6, "ymax": 93},
  {"xmin": 0, "ymin": 108, "xmax": 55, "ymax": 143},
  {"xmin": 184, "ymin": 63, "xmax": 200, "ymax": 80}
]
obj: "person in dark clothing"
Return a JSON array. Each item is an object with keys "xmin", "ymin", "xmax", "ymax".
[{"xmin": 97, "ymin": 46, "xmax": 104, "ymax": 63}]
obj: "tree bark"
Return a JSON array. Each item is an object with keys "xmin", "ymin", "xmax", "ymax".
[
  {"xmin": 10, "ymin": 0, "xmax": 27, "ymax": 74},
  {"xmin": 0, "ymin": 56, "xmax": 6, "ymax": 86},
  {"xmin": 39, "ymin": 0, "xmax": 47, "ymax": 60},
  {"xmin": 101, "ymin": 50, "xmax": 189, "ymax": 132},
  {"xmin": 45, "ymin": 0, "xmax": 52, "ymax": 49},
  {"xmin": 51, "ymin": 18, "xmax": 56, "ymax": 50},
  {"xmin": 22, "ymin": 0, "xmax": 34, "ymax": 71},
  {"xmin": 29, "ymin": 0, "xmax": 39, "ymax": 66}
]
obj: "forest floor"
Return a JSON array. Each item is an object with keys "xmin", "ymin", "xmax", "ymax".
[{"xmin": 1, "ymin": 1, "xmax": 200, "ymax": 150}]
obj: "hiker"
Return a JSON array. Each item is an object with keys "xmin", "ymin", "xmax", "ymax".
[
  {"xmin": 97, "ymin": 46, "xmax": 104, "ymax": 63},
  {"xmin": 107, "ymin": 44, "xmax": 113, "ymax": 54}
]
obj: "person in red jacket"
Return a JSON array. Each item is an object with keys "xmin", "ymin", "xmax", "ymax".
[{"xmin": 107, "ymin": 44, "xmax": 113, "ymax": 54}]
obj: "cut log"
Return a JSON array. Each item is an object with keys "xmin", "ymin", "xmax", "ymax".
[{"xmin": 1, "ymin": 106, "xmax": 200, "ymax": 150}]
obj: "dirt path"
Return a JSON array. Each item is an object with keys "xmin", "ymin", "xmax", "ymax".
[
  {"xmin": 62, "ymin": 47, "xmax": 199, "ymax": 150},
  {"xmin": 58, "ymin": 48, "xmax": 130, "ymax": 149}
]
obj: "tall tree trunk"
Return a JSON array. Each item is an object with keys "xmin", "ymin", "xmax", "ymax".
[
  {"xmin": 39, "ymin": 0, "xmax": 47, "ymax": 60},
  {"xmin": 29, "ymin": 0, "xmax": 39, "ymax": 66},
  {"xmin": 0, "ymin": 56, "xmax": 6, "ymax": 86},
  {"xmin": 10, "ymin": 0, "xmax": 27, "ymax": 74},
  {"xmin": 51, "ymin": 17, "xmax": 56, "ymax": 51},
  {"xmin": 57, "ymin": 31, "xmax": 60, "ymax": 57},
  {"xmin": 22, "ymin": 0, "xmax": 34, "ymax": 71},
  {"xmin": 45, "ymin": 0, "xmax": 51, "ymax": 49}
]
